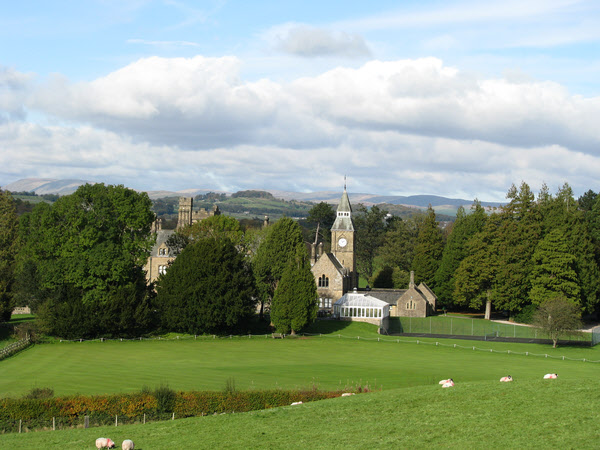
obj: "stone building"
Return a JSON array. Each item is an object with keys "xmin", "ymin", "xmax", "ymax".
[
  {"xmin": 370, "ymin": 271, "xmax": 436, "ymax": 318},
  {"xmin": 310, "ymin": 186, "xmax": 357, "ymax": 314},
  {"xmin": 177, "ymin": 197, "xmax": 220, "ymax": 230}
]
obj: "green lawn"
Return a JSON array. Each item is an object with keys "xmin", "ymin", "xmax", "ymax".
[
  {"xmin": 1, "ymin": 322, "xmax": 600, "ymax": 398},
  {"xmin": 1, "ymin": 379, "xmax": 600, "ymax": 449}
]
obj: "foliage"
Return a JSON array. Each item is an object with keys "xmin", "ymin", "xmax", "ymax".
[
  {"xmin": 307, "ymin": 201, "xmax": 336, "ymax": 243},
  {"xmin": 231, "ymin": 190, "xmax": 275, "ymax": 199},
  {"xmin": 411, "ymin": 205, "xmax": 444, "ymax": 286},
  {"xmin": 354, "ymin": 204, "xmax": 389, "ymax": 282},
  {"xmin": 23, "ymin": 387, "xmax": 54, "ymax": 399},
  {"xmin": 156, "ymin": 237, "xmax": 256, "ymax": 335},
  {"xmin": 532, "ymin": 296, "xmax": 582, "ymax": 348},
  {"xmin": 529, "ymin": 228, "xmax": 581, "ymax": 307},
  {"xmin": 15, "ymin": 184, "xmax": 156, "ymax": 337},
  {"xmin": 434, "ymin": 202, "xmax": 487, "ymax": 306},
  {"xmin": 0, "ymin": 190, "xmax": 19, "ymax": 321},
  {"xmin": 252, "ymin": 217, "xmax": 305, "ymax": 317},
  {"xmin": 377, "ymin": 217, "xmax": 416, "ymax": 272},
  {"xmin": 270, "ymin": 251, "xmax": 318, "ymax": 334}
]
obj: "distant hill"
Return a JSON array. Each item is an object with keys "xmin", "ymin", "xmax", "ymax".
[{"xmin": 2, "ymin": 178, "xmax": 504, "ymax": 210}]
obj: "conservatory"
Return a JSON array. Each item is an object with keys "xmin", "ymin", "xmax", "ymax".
[{"xmin": 333, "ymin": 291, "xmax": 390, "ymax": 323}]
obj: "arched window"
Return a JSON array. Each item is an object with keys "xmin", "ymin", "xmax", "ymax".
[{"xmin": 158, "ymin": 265, "xmax": 167, "ymax": 275}]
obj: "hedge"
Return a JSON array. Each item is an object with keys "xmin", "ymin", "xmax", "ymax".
[{"xmin": 0, "ymin": 389, "xmax": 346, "ymax": 433}]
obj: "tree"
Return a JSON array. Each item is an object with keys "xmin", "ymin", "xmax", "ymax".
[
  {"xmin": 252, "ymin": 217, "xmax": 305, "ymax": 318},
  {"xmin": 378, "ymin": 217, "xmax": 415, "ymax": 272},
  {"xmin": 167, "ymin": 215, "xmax": 245, "ymax": 256},
  {"xmin": 411, "ymin": 205, "xmax": 444, "ymax": 286},
  {"xmin": 434, "ymin": 202, "xmax": 487, "ymax": 306},
  {"xmin": 156, "ymin": 237, "xmax": 256, "ymax": 334},
  {"xmin": 0, "ymin": 190, "xmax": 18, "ymax": 321},
  {"xmin": 16, "ymin": 183, "xmax": 155, "ymax": 337},
  {"xmin": 270, "ymin": 251, "xmax": 318, "ymax": 334},
  {"xmin": 354, "ymin": 204, "xmax": 389, "ymax": 283},
  {"xmin": 533, "ymin": 296, "xmax": 582, "ymax": 348},
  {"xmin": 529, "ymin": 228, "xmax": 581, "ymax": 308},
  {"xmin": 307, "ymin": 202, "xmax": 335, "ymax": 245}
]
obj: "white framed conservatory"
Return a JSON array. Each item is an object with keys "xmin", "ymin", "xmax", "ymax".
[{"xmin": 333, "ymin": 292, "xmax": 390, "ymax": 322}]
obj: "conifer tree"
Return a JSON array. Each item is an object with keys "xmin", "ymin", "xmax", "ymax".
[
  {"xmin": 270, "ymin": 250, "xmax": 318, "ymax": 334},
  {"xmin": 0, "ymin": 190, "xmax": 18, "ymax": 321},
  {"xmin": 411, "ymin": 205, "xmax": 444, "ymax": 286}
]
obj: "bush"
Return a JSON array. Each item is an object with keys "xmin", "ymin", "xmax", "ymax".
[
  {"xmin": 514, "ymin": 304, "xmax": 537, "ymax": 324},
  {"xmin": 23, "ymin": 388, "xmax": 54, "ymax": 399},
  {"xmin": 153, "ymin": 384, "xmax": 176, "ymax": 414}
]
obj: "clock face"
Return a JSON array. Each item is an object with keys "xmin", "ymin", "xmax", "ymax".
[{"xmin": 338, "ymin": 237, "xmax": 347, "ymax": 248}]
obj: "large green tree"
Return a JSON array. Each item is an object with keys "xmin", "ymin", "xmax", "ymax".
[
  {"xmin": 252, "ymin": 217, "xmax": 306, "ymax": 318},
  {"xmin": 354, "ymin": 204, "xmax": 389, "ymax": 283},
  {"xmin": 434, "ymin": 202, "xmax": 487, "ymax": 306},
  {"xmin": 270, "ymin": 251, "xmax": 318, "ymax": 334},
  {"xmin": 306, "ymin": 202, "xmax": 336, "ymax": 246},
  {"xmin": 156, "ymin": 237, "xmax": 256, "ymax": 334},
  {"xmin": 411, "ymin": 205, "xmax": 444, "ymax": 286},
  {"xmin": 533, "ymin": 296, "xmax": 582, "ymax": 348},
  {"xmin": 16, "ymin": 183, "xmax": 156, "ymax": 337},
  {"xmin": 0, "ymin": 190, "xmax": 19, "ymax": 321}
]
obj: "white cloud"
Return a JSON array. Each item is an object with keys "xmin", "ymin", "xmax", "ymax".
[
  {"xmin": 266, "ymin": 23, "xmax": 371, "ymax": 58},
  {"xmin": 3, "ymin": 55, "xmax": 600, "ymax": 201}
]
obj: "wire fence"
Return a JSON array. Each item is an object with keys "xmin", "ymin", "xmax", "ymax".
[
  {"xmin": 46, "ymin": 330, "xmax": 600, "ymax": 363},
  {"xmin": 385, "ymin": 316, "xmax": 594, "ymax": 344}
]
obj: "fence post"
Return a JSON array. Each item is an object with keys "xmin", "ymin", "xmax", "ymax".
[
  {"xmin": 472, "ymin": 319, "xmax": 474, "ymax": 336},
  {"xmin": 84, "ymin": 415, "xmax": 89, "ymax": 428},
  {"xmin": 115, "ymin": 415, "xmax": 118, "ymax": 426},
  {"xmin": 430, "ymin": 317, "xmax": 432, "ymax": 334},
  {"xmin": 172, "ymin": 412, "xmax": 175, "ymax": 420},
  {"xmin": 53, "ymin": 417, "xmax": 56, "ymax": 431},
  {"xmin": 451, "ymin": 318, "xmax": 453, "ymax": 335},
  {"xmin": 19, "ymin": 419, "xmax": 22, "ymax": 433},
  {"xmin": 143, "ymin": 413, "xmax": 146, "ymax": 424}
]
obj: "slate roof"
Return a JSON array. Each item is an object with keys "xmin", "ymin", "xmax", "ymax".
[
  {"xmin": 150, "ymin": 230, "xmax": 175, "ymax": 257},
  {"xmin": 331, "ymin": 188, "xmax": 355, "ymax": 232}
]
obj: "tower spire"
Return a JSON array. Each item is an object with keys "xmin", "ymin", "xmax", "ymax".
[{"xmin": 344, "ymin": 175, "xmax": 346, "ymax": 191}]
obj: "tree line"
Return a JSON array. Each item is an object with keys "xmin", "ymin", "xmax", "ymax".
[{"xmin": 0, "ymin": 184, "xmax": 318, "ymax": 338}]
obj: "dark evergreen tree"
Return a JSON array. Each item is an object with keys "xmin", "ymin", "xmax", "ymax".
[
  {"xmin": 307, "ymin": 202, "xmax": 336, "ymax": 246},
  {"xmin": 411, "ymin": 205, "xmax": 444, "ymax": 286},
  {"xmin": 354, "ymin": 204, "xmax": 389, "ymax": 283},
  {"xmin": 434, "ymin": 202, "xmax": 487, "ymax": 307},
  {"xmin": 0, "ymin": 190, "xmax": 18, "ymax": 321},
  {"xmin": 270, "ymin": 251, "xmax": 318, "ymax": 334},
  {"xmin": 378, "ymin": 216, "xmax": 415, "ymax": 273},
  {"xmin": 252, "ymin": 217, "xmax": 305, "ymax": 318},
  {"xmin": 156, "ymin": 237, "xmax": 256, "ymax": 334}
]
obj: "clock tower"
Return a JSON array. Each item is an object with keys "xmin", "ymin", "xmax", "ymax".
[{"xmin": 331, "ymin": 184, "xmax": 357, "ymax": 289}]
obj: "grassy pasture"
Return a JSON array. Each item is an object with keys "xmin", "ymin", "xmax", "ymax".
[
  {"xmin": 1, "ymin": 379, "xmax": 600, "ymax": 448},
  {"xmin": 1, "ymin": 322, "xmax": 600, "ymax": 398}
]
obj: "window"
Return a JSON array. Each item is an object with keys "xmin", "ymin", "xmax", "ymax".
[
  {"xmin": 406, "ymin": 300, "xmax": 416, "ymax": 310},
  {"xmin": 159, "ymin": 247, "xmax": 167, "ymax": 256},
  {"xmin": 158, "ymin": 265, "xmax": 167, "ymax": 275}
]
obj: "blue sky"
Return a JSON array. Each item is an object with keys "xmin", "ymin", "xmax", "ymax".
[{"xmin": 2, "ymin": 0, "xmax": 600, "ymax": 201}]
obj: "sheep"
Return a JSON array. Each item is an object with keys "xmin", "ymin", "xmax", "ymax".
[
  {"xmin": 439, "ymin": 378, "xmax": 453, "ymax": 385},
  {"xmin": 291, "ymin": 401, "xmax": 303, "ymax": 405},
  {"xmin": 499, "ymin": 376, "xmax": 513, "ymax": 382},
  {"xmin": 122, "ymin": 439, "xmax": 135, "ymax": 450},
  {"xmin": 543, "ymin": 373, "xmax": 558, "ymax": 379},
  {"xmin": 341, "ymin": 393, "xmax": 355, "ymax": 397},
  {"xmin": 95, "ymin": 438, "xmax": 115, "ymax": 449},
  {"xmin": 442, "ymin": 381, "xmax": 454, "ymax": 388}
]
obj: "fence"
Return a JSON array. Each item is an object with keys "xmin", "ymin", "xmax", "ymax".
[
  {"xmin": 385, "ymin": 316, "xmax": 593, "ymax": 345},
  {"xmin": 0, "ymin": 336, "xmax": 32, "ymax": 361}
]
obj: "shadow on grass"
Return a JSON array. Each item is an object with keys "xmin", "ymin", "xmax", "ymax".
[{"xmin": 303, "ymin": 319, "xmax": 353, "ymax": 335}]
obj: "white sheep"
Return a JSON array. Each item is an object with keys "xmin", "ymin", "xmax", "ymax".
[
  {"xmin": 439, "ymin": 378, "xmax": 453, "ymax": 385},
  {"xmin": 543, "ymin": 373, "xmax": 558, "ymax": 379},
  {"xmin": 95, "ymin": 438, "xmax": 115, "ymax": 449},
  {"xmin": 499, "ymin": 376, "xmax": 513, "ymax": 382},
  {"xmin": 291, "ymin": 401, "xmax": 303, "ymax": 405},
  {"xmin": 341, "ymin": 393, "xmax": 355, "ymax": 397},
  {"xmin": 122, "ymin": 439, "xmax": 135, "ymax": 450},
  {"xmin": 442, "ymin": 381, "xmax": 454, "ymax": 388}
]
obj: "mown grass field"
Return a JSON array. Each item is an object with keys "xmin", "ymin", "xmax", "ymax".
[
  {"xmin": 1, "ymin": 379, "xmax": 600, "ymax": 449},
  {"xmin": 1, "ymin": 321, "xmax": 599, "ymax": 398}
]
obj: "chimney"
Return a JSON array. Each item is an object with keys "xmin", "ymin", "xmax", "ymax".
[
  {"xmin": 410, "ymin": 271, "xmax": 415, "ymax": 288},
  {"xmin": 310, "ymin": 243, "xmax": 316, "ymax": 263},
  {"xmin": 317, "ymin": 242, "xmax": 324, "ymax": 259}
]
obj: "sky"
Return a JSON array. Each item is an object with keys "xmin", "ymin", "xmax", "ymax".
[{"xmin": 1, "ymin": 0, "xmax": 600, "ymax": 201}]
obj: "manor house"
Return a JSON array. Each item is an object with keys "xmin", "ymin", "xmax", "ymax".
[{"xmin": 309, "ymin": 187, "xmax": 436, "ymax": 322}]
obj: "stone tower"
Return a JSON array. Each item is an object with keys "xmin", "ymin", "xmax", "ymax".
[
  {"xmin": 177, "ymin": 197, "xmax": 193, "ymax": 230},
  {"xmin": 331, "ymin": 185, "xmax": 356, "ymax": 289}
]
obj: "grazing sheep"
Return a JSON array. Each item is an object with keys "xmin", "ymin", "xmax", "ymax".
[
  {"xmin": 122, "ymin": 439, "xmax": 135, "ymax": 450},
  {"xmin": 543, "ymin": 373, "xmax": 558, "ymax": 379},
  {"xmin": 439, "ymin": 378, "xmax": 453, "ymax": 385},
  {"xmin": 341, "ymin": 393, "xmax": 355, "ymax": 397},
  {"xmin": 95, "ymin": 438, "xmax": 115, "ymax": 449},
  {"xmin": 291, "ymin": 401, "xmax": 303, "ymax": 405},
  {"xmin": 500, "ymin": 376, "xmax": 513, "ymax": 382}
]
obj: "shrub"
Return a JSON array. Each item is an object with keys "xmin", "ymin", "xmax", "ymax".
[
  {"xmin": 23, "ymin": 388, "xmax": 54, "ymax": 399},
  {"xmin": 153, "ymin": 384, "xmax": 176, "ymax": 414}
]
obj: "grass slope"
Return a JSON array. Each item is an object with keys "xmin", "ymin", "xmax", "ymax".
[
  {"xmin": 1, "ymin": 326, "xmax": 600, "ymax": 398},
  {"xmin": 1, "ymin": 379, "xmax": 599, "ymax": 449}
]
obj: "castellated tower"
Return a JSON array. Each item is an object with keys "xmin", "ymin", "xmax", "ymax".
[{"xmin": 177, "ymin": 197, "xmax": 193, "ymax": 230}]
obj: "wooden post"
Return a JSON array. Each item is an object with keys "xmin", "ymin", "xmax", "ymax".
[
  {"xmin": 143, "ymin": 413, "xmax": 146, "ymax": 424},
  {"xmin": 115, "ymin": 415, "xmax": 118, "ymax": 426},
  {"xmin": 53, "ymin": 417, "xmax": 56, "ymax": 430},
  {"xmin": 84, "ymin": 416, "xmax": 89, "ymax": 428},
  {"xmin": 19, "ymin": 419, "xmax": 22, "ymax": 433},
  {"xmin": 172, "ymin": 412, "xmax": 175, "ymax": 420}
]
